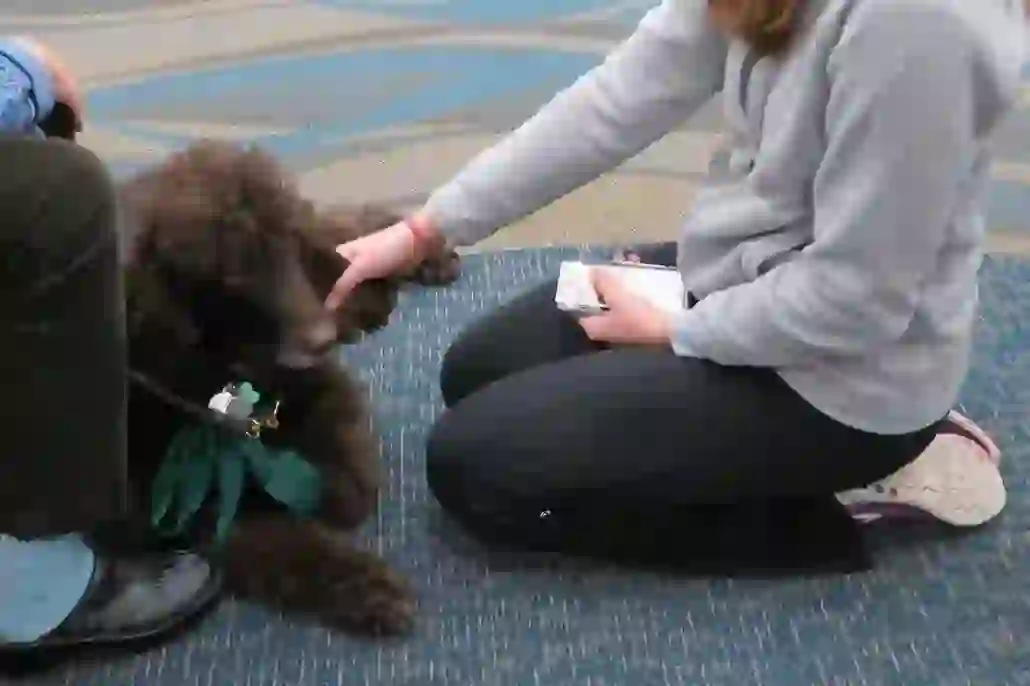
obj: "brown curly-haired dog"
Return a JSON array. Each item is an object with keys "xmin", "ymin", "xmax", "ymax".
[{"xmin": 118, "ymin": 139, "xmax": 459, "ymax": 635}]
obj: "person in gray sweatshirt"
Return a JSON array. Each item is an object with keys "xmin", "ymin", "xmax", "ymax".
[{"xmin": 327, "ymin": 0, "xmax": 1021, "ymax": 572}]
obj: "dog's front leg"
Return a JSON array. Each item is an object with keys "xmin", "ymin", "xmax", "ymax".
[{"xmin": 271, "ymin": 364, "xmax": 381, "ymax": 530}]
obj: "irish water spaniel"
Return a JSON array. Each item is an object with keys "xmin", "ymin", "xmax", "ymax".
[{"xmin": 118, "ymin": 139, "xmax": 459, "ymax": 635}]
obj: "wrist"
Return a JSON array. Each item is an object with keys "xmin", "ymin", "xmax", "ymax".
[{"xmin": 404, "ymin": 212, "xmax": 444, "ymax": 262}]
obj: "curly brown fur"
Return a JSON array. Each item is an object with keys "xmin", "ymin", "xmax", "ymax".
[
  {"xmin": 223, "ymin": 517, "xmax": 414, "ymax": 634},
  {"xmin": 118, "ymin": 139, "xmax": 453, "ymax": 635}
]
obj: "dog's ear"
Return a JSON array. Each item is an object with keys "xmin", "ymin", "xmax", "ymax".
[
  {"xmin": 299, "ymin": 206, "xmax": 404, "ymax": 297},
  {"xmin": 118, "ymin": 178, "xmax": 203, "ymax": 351},
  {"xmin": 118, "ymin": 166, "xmax": 223, "ymax": 280}
]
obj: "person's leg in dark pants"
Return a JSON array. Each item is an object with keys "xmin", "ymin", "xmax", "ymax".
[
  {"xmin": 0, "ymin": 137, "xmax": 220, "ymax": 651},
  {"xmin": 428, "ymin": 260, "xmax": 937, "ymax": 573},
  {"xmin": 0, "ymin": 138, "xmax": 128, "ymax": 537}
]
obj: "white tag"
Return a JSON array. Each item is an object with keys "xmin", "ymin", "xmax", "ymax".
[
  {"xmin": 224, "ymin": 396, "xmax": 255, "ymax": 420},
  {"xmin": 208, "ymin": 391, "xmax": 234, "ymax": 414}
]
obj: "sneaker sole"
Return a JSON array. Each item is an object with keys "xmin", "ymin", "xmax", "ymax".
[
  {"xmin": 841, "ymin": 434, "xmax": 1006, "ymax": 527},
  {"xmin": 945, "ymin": 410, "xmax": 1001, "ymax": 465}
]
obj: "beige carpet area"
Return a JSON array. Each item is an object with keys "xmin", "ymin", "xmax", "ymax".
[{"xmin": 4, "ymin": 0, "xmax": 1030, "ymax": 253}]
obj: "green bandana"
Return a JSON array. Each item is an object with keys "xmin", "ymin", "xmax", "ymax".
[{"xmin": 150, "ymin": 382, "xmax": 322, "ymax": 542}]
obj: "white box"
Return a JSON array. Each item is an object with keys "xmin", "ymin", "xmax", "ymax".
[{"xmin": 555, "ymin": 260, "xmax": 685, "ymax": 316}]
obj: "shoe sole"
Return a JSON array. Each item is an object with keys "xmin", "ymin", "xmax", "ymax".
[
  {"xmin": 945, "ymin": 409, "xmax": 1001, "ymax": 464},
  {"xmin": 841, "ymin": 434, "xmax": 1006, "ymax": 527}
]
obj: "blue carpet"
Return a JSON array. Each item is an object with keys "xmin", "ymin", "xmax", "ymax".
[{"xmin": 41, "ymin": 247, "xmax": 1030, "ymax": 686}]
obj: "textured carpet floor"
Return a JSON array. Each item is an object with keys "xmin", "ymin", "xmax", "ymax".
[{"xmin": 32, "ymin": 247, "xmax": 1030, "ymax": 686}]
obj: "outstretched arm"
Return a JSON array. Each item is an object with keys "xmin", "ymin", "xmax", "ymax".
[{"xmin": 420, "ymin": 0, "xmax": 727, "ymax": 246}]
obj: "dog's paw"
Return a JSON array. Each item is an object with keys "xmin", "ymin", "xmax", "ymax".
[
  {"xmin": 225, "ymin": 517, "xmax": 414, "ymax": 636},
  {"xmin": 322, "ymin": 553, "xmax": 415, "ymax": 636},
  {"xmin": 407, "ymin": 249, "xmax": 461, "ymax": 287}
]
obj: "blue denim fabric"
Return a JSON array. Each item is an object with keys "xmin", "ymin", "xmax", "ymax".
[
  {"xmin": 0, "ymin": 38, "xmax": 57, "ymax": 134},
  {"xmin": 0, "ymin": 534, "xmax": 94, "ymax": 643}
]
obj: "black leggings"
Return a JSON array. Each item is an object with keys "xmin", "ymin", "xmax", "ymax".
[
  {"xmin": 0, "ymin": 136, "xmax": 128, "ymax": 538},
  {"xmin": 426, "ymin": 243, "xmax": 940, "ymax": 574}
]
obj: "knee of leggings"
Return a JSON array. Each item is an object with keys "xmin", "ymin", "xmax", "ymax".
[
  {"xmin": 30, "ymin": 141, "xmax": 118, "ymax": 246},
  {"xmin": 55, "ymin": 142, "xmax": 117, "ymax": 218},
  {"xmin": 424, "ymin": 412, "xmax": 498, "ymax": 522},
  {"xmin": 438, "ymin": 339, "xmax": 471, "ymax": 409},
  {"xmin": 424, "ymin": 418, "xmax": 465, "ymax": 512}
]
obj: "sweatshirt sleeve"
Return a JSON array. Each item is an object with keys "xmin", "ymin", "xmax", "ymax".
[
  {"xmin": 0, "ymin": 39, "xmax": 56, "ymax": 134},
  {"xmin": 422, "ymin": 0, "xmax": 727, "ymax": 246},
  {"xmin": 671, "ymin": 2, "xmax": 983, "ymax": 366}
]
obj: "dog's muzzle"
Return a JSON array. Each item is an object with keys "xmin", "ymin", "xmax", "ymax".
[{"xmin": 277, "ymin": 318, "xmax": 337, "ymax": 369}]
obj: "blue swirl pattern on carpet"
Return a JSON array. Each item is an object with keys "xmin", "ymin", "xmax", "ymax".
[{"xmin": 35, "ymin": 247, "xmax": 1030, "ymax": 686}]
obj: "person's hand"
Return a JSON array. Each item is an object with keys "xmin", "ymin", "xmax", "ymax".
[
  {"xmin": 325, "ymin": 220, "xmax": 425, "ymax": 310},
  {"xmin": 10, "ymin": 36, "xmax": 84, "ymax": 129},
  {"xmin": 577, "ymin": 267, "xmax": 674, "ymax": 346}
]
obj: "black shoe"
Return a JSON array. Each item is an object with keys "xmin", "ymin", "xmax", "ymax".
[{"xmin": 0, "ymin": 548, "xmax": 222, "ymax": 652}]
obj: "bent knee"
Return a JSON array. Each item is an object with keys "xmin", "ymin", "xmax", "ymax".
[
  {"xmin": 0, "ymin": 138, "xmax": 117, "ymax": 246},
  {"xmin": 47, "ymin": 141, "xmax": 117, "ymax": 220},
  {"xmin": 425, "ymin": 412, "xmax": 472, "ymax": 512},
  {"xmin": 425, "ymin": 409, "xmax": 512, "ymax": 520},
  {"xmin": 438, "ymin": 336, "xmax": 478, "ymax": 408},
  {"xmin": 3, "ymin": 136, "xmax": 112, "ymax": 195}
]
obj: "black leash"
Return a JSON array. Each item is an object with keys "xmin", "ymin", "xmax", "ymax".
[{"xmin": 128, "ymin": 369, "xmax": 256, "ymax": 436}]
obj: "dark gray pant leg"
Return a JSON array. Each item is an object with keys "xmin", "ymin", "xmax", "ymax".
[{"xmin": 0, "ymin": 136, "xmax": 127, "ymax": 538}]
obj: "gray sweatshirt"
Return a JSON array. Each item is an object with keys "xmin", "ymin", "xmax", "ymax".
[{"xmin": 422, "ymin": 0, "xmax": 1026, "ymax": 434}]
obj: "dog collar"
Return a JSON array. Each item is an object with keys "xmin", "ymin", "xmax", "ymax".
[
  {"xmin": 207, "ymin": 381, "xmax": 281, "ymax": 439},
  {"xmin": 150, "ymin": 380, "xmax": 322, "ymax": 543},
  {"xmin": 130, "ymin": 369, "xmax": 257, "ymax": 437}
]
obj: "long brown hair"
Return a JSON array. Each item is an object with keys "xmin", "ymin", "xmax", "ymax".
[{"xmin": 708, "ymin": 0, "xmax": 801, "ymax": 55}]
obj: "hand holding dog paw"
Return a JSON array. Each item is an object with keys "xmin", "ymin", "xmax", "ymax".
[{"xmin": 326, "ymin": 221, "xmax": 419, "ymax": 310}]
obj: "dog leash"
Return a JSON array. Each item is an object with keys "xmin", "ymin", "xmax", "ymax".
[{"xmin": 128, "ymin": 368, "xmax": 258, "ymax": 436}]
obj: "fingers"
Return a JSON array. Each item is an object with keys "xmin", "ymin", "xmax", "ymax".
[
  {"xmin": 589, "ymin": 267, "xmax": 628, "ymax": 306},
  {"xmin": 577, "ymin": 312, "xmax": 610, "ymax": 342},
  {"xmin": 324, "ymin": 263, "xmax": 364, "ymax": 311},
  {"xmin": 335, "ymin": 241, "xmax": 360, "ymax": 263},
  {"xmin": 324, "ymin": 241, "xmax": 371, "ymax": 310}
]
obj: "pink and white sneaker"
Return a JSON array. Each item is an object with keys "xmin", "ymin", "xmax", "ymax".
[{"xmin": 835, "ymin": 411, "xmax": 1005, "ymax": 527}]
